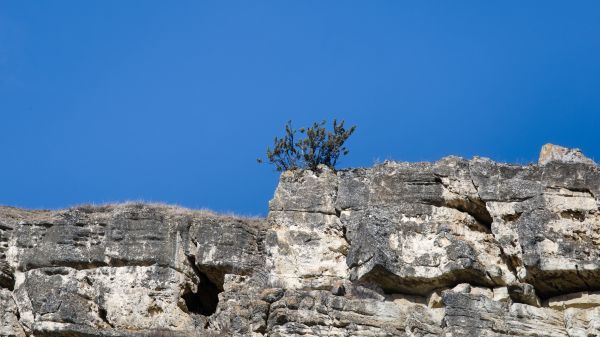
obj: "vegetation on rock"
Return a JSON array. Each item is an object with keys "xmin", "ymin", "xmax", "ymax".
[{"xmin": 258, "ymin": 119, "xmax": 356, "ymax": 172}]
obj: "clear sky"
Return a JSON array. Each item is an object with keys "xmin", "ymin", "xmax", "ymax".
[{"xmin": 1, "ymin": 2, "xmax": 599, "ymax": 215}]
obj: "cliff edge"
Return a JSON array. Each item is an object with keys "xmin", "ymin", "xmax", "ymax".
[{"xmin": 1, "ymin": 144, "xmax": 600, "ymax": 336}]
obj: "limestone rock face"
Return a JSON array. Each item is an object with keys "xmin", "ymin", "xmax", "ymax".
[
  {"xmin": 336, "ymin": 158, "xmax": 513, "ymax": 295},
  {"xmin": 1, "ymin": 145, "xmax": 599, "ymax": 336},
  {"xmin": 0, "ymin": 205, "xmax": 266, "ymax": 337},
  {"xmin": 470, "ymin": 157, "xmax": 600, "ymax": 298}
]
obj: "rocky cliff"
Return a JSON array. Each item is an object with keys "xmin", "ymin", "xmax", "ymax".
[{"xmin": 2, "ymin": 144, "xmax": 600, "ymax": 337}]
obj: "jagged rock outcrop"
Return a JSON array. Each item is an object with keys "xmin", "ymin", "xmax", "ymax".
[{"xmin": 1, "ymin": 144, "xmax": 599, "ymax": 336}]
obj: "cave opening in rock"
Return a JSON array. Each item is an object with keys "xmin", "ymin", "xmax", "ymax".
[{"xmin": 183, "ymin": 256, "xmax": 222, "ymax": 316}]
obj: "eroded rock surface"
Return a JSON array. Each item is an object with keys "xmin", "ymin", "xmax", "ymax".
[
  {"xmin": 1, "ymin": 144, "xmax": 599, "ymax": 336},
  {"xmin": 0, "ymin": 205, "xmax": 266, "ymax": 336}
]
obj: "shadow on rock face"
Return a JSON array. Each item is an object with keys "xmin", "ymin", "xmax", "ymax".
[{"xmin": 183, "ymin": 256, "xmax": 222, "ymax": 316}]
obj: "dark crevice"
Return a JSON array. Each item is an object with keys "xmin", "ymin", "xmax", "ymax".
[
  {"xmin": 530, "ymin": 274, "xmax": 562, "ymax": 300},
  {"xmin": 485, "ymin": 270, "xmax": 499, "ymax": 286},
  {"xmin": 0, "ymin": 223, "xmax": 12, "ymax": 230},
  {"xmin": 357, "ymin": 264, "xmax": 495, "ymax": 296},
  {"xmin": 546, "ymin": 185, "xmax": 595, "ymax": 196},
  {"xmin": 525, "ymin": 267, "xmax": 600, "ymax": 300},
  {"xmin": 480, "ymin": 196, "xmax": 535, "ymax": 203},
  {"xmin": 98, "ymin": 307, "xmax": 114, "ymax": 328},
  {"xmin": 184, "ymin": 255, "xmax": 222, "ymax": 316},
  {"xmin": 437, "ymin": 197, "xmax": 493, "ymax": 229},
  {"xmin": 347, "ymin": 252, "xmax": 374, "ymax": 269},
  {"xmin": 575, "ymin": 265, "xmax": 592, "ymax": 291},
  {"xmin": 11, "ymin": 292, "xmax": 21, "ymax": 321},
  {"xmin": 498, "ymin": 247, "xmax": 521, "ymax": 282},
  {"xmin": 502, "ymin": 212, "xmax": 522, "ymax": 222},
  {"xmin": 341, "ymin": 224, "xmax": 350, "ymax": 246},
  {"xmin": 433, "ymin": 174, "xmax": 494, "ymax": 228},
  {"xmin": 0, "ymin": 261, "xmax": 15, "ymax": 290},
  {"xmin": 26, "ymin": 222, "xmax": 54, "ymax": 228},
  {"xmin": 560, "ymin": 210, "xmax": 586, "ymax": 222}
]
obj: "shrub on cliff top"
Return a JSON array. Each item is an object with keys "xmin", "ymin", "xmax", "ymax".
[{"xmin": 258, "ymin": 120, "xmax": 356, "ymax": 172}]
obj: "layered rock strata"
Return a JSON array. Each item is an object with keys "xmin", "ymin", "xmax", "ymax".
[{"xmin": 1, "ymin": 144, "xmax": 599, "ymax": 336}]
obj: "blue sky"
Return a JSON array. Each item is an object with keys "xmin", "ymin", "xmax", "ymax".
[{"xmin": 1, "ymin": 2, "xmax": 599, "ymax": 215}]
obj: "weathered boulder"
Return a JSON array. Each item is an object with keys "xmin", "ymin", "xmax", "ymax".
[{"xmin": 539, "ymin": 143, "xmax": 597, "ymax": 165}]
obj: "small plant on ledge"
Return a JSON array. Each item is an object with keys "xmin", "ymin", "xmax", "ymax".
[{"xmin": 258, "ymin": 119, "xmax": 356, "ymax": 172}]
